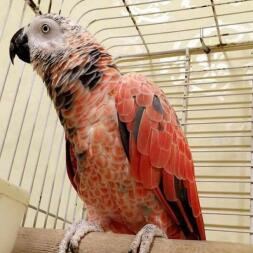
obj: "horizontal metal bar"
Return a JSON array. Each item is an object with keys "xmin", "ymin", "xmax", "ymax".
[
  {"xmin": 108, "ymin": 30, "xmax": 253, "ymax": 50},
  {"xmin": 190, "ymin": 55, "xmax": 253, "ymax": 65},
  {"xmin": 122, "ymin": 65, "xmax": 186, "ymax": 73},
  {"xmin": 190, "ymin": 126, "xmax": 251, "ymax": 131},
  {"xmin": 185, "ymin": 118, "xmax": 250, "ymax": 126},
  {"xmin": 186, "ymin": 130, "xmax": 251, "ymax": 137},
  {"xmin": 94, "ymin": 8, "xmax": 253, "ymax": 37},
  {"xmin": 205, "ymin": 227, "xmax": 252, "ymax": 234},
  {"xmin": 192, "ymin": 150, "xmax": 252, "ymax": 153},
  {"xmin": 148, "ymin": 74, "xmax": 253, "ymax": 84},
  {"xmin": 70, "ymin": 0, "xmax": 170, "ymax": 15},
  {"xmin": 184, "ymin": 116, "xmax": 251, "ymax": 122},
  {"xmin": 194, "ymin": 161, "xmax": 250, "ymax": 164},
  {"xmin": 187, "ymin": 135, "xmax": 253, "ymax": 139},
  {"xmin": 115, "ymin": 41, "xmax": 253, "ymax": 62},
  {"xmin": 191, "ymin": 144, "xmax": 250, "ymax": 148},
  {"xmin": 206, "ymin": 223, "xmax": 249, "ymax": 230},
  {"xmin": 182, "ymin": 120, "xmax": 252, "ymax": 125},
  {"xmin": 104, "ymin": 19, "xmax": 253, "ymax": 44},
  {"xmin": 178, "ymin": 87, "xmax": 251, "ymax": 95},
  {"xmin": 176, "ymin": 103, "xmax": 251, "ymax": 109},
  {"xmin": 198, "ymin": 176, "xmax": 250, "ymax": 179},
  {"xmin": 147, "ymin": 67, "xmax": 253, "ymax": 79},
  {"xmin": 179, "ymin": 101, "xmax": 251, "ymax": 108},
  {"xmin": 118, "ymin": 61, "xmax": 185, "ymax": 69},
  {"xmin": 118, "ymin": 55, "xmax": 253, "ymax": 71},
  {"xmin": 121, "ymin": 61, "xmax": 253, "ymax": 74},
  {"xmin": 159, "ymin": 78, "xmax": 252, "ymax": 88},
  {"xmin": 144, "ymin": 64, "xmax": 253, "ymax": 77},
  {"xmin": 168, "ymin": 92, "xmax": 253, "ymax": 99},
  {"xmin": 199, "ymin": 176, "xmax": 251, "ymax": 182},
  {"xmin": 195, "ymin": 165, "xmax": 251, "ymax": 167},
  {"xmin": 86, "ymin": 0, "xmax": 251, "ymax": 28},
  {"xmin": 199, "ymin": 195, "xmax": 252, "ymax": 200},
  {"xmin": 203, "ymin": 211, "xmax": 253, "ymax": 217},
  {"xmin": 197, "ymin": 179, "xmax": 252, "ymax": 183},
  {"xmin": 176, "ymin": 106, "xmax": 252, "ymax": 113}
]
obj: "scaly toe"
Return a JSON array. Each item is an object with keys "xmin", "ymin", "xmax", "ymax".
[
  {"xmin": 58, "ymin": 220, "xmax": 103, "ymax": 253},
  {"xmin": 129, "ymin": 224, "xmax": 167, "ymax": 253}
]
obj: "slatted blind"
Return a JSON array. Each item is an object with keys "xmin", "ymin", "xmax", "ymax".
[{"xmin": 0, "ymin": 0, "xmax": 252, "ymax": 244}]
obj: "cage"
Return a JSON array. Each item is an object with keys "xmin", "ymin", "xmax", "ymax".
[{"xmin": 0, "ymin": 0, "xmax": 253, "ymax": 246}]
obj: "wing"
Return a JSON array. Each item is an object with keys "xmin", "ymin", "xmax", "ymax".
[
  {"xmin": 115, "ymin": 74, "xmax": 205, "ymax": 240},
  {"xmin": 66, "ymin": 139, "xmax": 78, "ymax": 191}
]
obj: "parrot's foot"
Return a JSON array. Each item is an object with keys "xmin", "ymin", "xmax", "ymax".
[
  {"xmin": 58, "ymin": 220, "xmax": 103, "ymax": 253},
  {"xmin": 129, "ymin": 224, "xmax": 167, "ymax": 253}
]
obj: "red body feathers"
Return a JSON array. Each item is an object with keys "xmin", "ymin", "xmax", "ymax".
[{"xmin": 66, "ymin": 73, "xmax": 205, "ymax": 240}]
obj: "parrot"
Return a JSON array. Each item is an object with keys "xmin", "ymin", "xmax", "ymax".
[{"xmin": 9, "ymin": 5, "xmax": 205, "ymax": 253}]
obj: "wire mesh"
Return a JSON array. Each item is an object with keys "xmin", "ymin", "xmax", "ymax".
[{"xmin": 0, "ymin": 0, "xmax": 253, "ymax": 244}]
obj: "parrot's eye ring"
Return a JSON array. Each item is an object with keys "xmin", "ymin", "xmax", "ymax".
[{"xmin": 41, "ymin": 24, "xmax": 50, "ymax": 34}]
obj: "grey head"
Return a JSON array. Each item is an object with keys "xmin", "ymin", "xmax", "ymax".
[{"xmin": 9, "ymin": 13, "xmax": 82, "ymax": 67}]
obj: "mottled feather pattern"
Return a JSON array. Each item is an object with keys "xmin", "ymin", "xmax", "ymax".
[
  {"xmin": 115, "ymin": 74, "xmax": 205, "ymax": 239},
  {"xmin": 29, "ymin": 14, "xmax": 205, "ymax": 241}
]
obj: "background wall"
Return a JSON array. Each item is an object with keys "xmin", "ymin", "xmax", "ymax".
[{"xmin": 0, "ymin": 0, "xmax": 252, "ymax": 244}]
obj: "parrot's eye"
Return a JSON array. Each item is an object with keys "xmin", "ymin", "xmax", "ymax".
[{"xmin": 41, "ymin": 24, "xmax": 50, "ymax": 34}]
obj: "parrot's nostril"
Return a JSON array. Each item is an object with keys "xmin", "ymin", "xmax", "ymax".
[{"xmin": 15, "ymin": 33, "xmax": 28, "ymax": 46}]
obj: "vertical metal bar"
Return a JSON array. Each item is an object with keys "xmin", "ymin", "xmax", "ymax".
[
  {"xmin": 0, "ymin": 1, "xmax": 26, "ymax": 100},
  {"xmin": 33, "ymin": 118, "xmax": 59, "ymax": 227},
  {"xmin": 250, "ymin": 80, "xmax": 253, "ymax": 243},
  {"xmin": 0, "ymin": 1, "xmax": 27, "ymax": 161},
  {"xmin": 0, "ymin": 63, "xmax": 26, "ymax": 159},
  {"xmin": 122, "ymin": 0, "xmax": 150, "ymax": 55},
  {"xmin": 182, "ymin": 48, "xmax": 190, "ymax": 133},
  {"xmin": 72, "ymin": 194, "xmax": 79, "ymax": 222},
  {"xmin": 0, "ymin": 0, "xmax": 13, "ymax": 40},
  {"xmin": 43, "ymin": 132, "xmax": 64, "ymax": 228},
  {"xmin": 58, "ymin": 0, "xmax": 65, "ymax": 14},
  {"xmin": 0, "ymin": 62, "xmax": 12, "ymax": 101},
  {"xmin": 7, "ymin": 73, "xmax": 37, "ymax": 180},
  {"xmin": 48, "ymin": 0, "xmax": 52, "ymax": 13},
  {"xmin": 62, "ymin": 185, "xmax": 72, "ymax": 229},
  {"xmin": 53, "ymin": 165, "xmax": 67, "ymax": 229},
  {"xmin": 81, "ymin": 206, "xmax": 86, "ymax": 220},
  {"xmin": 22, "ymin": 102, "xmax": 53, "ymax": 227},
  {"xmin": 210, "ymin": 0, "xmax": 223, "ymax": 45},
  {"xmin": 25, "ymin": 103, "xmax": 53, "ymax": 195},
  {"xmin": 18, "ymin": 84, "xmax": 45, "ymax": 186}
]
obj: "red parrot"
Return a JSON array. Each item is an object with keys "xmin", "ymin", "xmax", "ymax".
[{"xmin": 10, "ymin": 9, "xmax": 205, "ymax": 253}]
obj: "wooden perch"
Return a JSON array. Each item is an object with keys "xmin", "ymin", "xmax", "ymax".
[{"xmin": 12, "ymin": 228, "xmax": 253, "ymax": 253}]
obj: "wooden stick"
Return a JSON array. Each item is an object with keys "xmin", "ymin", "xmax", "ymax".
[{"xmin": 12, "ymin": 228, "xmax": 253, "ymax": 253}]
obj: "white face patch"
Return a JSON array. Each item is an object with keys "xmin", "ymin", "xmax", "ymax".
[{"xmin": 26, "ymin": 16, "xmax": 66, "ymax": 51}]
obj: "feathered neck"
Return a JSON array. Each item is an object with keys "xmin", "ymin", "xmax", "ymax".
[
  {"xmin": 34, "ymin": 38, "xmax": 121, "ymax": 135},
  {"xmin": 31, "ymin": 31, "xmax": 119, "ymax": 97}
]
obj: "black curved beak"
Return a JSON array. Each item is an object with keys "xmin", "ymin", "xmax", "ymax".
[{"xmin": 9, "ymin": 27, "xmax": 30, "ymax": 64}]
